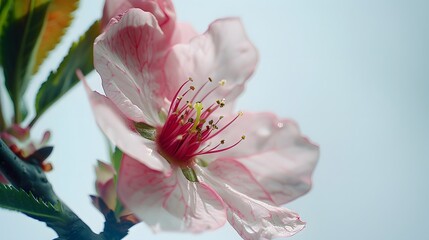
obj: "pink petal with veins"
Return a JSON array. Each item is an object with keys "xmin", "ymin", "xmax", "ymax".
[
  {"xmin": 164, "ymin": 18, "xmax": 258, "ymax": 114},
  {"xmin": 212, "ymin": 112, "xmax": 319, "ymax": 205},
  {"xmin": 170, "ymin": 22, "xmax": 198, "ymax": 45},
  {"xmin": 118, "ymin": 155, "xmax": 226, "ymax": 233},
  {"xmin": 79, "ymin": 71, "xmax": 171, "ymax": 174},
  {"xmin": 195, "ymin": 161, "xmax": 305, "ymax": 239},
  {"xmin": 95, "ymin": 9, "xmax": 170, "ymax": 126},
  {"xmin": 102, "ymin": 0, "xmax": 176, "ymax": 37}
]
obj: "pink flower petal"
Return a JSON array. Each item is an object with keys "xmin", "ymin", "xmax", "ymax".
[
  {"xmin": 80, "ymin": 72, "xmax": 171, "ymax": 174},
  {"xmin": 102, "ymin": 0, "xmax": 176, "ymax": 37},
  {"xmin": 164, "ymin": 18, "xmax": 258, "ymax": 113},
  {"xmin": 95, "ymin": 160, "xmax": 116, "ymax": 185},
  {"xmin": 118, "ymin": 155, "xmax": 227, "ymax": 233},
  {"xmin": 195, "ymin": 163, "xmax": 305, "ymax": 239},
  {"xmin": 205, "ymin": 158, "xmax": 275, "ymax": 204},
  {"xmin": 170, "ymin": 22, "xmax": 198, "ymax": 45},
  {"xmin": 96, "ymin": 178, "xmax": 117, "ymax": 211},
  {"xmin": 95, "ymin": 9, "xmax": 171, "ymax": 126},
  {"xmin": 210, "ymin": 112, "xmax": 319, "ymax": 205}
]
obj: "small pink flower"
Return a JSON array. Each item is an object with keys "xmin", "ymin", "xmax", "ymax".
[
  {"xmin": 83, "ymin": 8, "xmax": 319, "ymax": 240},
  {"xmin": 92, "ymin": 160, "xmax": 138, "ymax": 223},
  {"xmin": 93, "ymin": 160, "xmax": 120, "ymax": 214}
]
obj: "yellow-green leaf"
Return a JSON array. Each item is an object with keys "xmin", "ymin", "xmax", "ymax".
[
  {"xmin": 33, "ymin": 21, "xmax": 100, "ymax": 124},
  {"xmin": 33, "ymin": 0, "xmax": 79, "ymax": 73},
  {"xmin": 1, "ymin": 0, "xmax": 51, "ymax": 123},
  {"xmin": 0, "ymin": 0, "xmax": 12, "ymax": 65},
  {"xmin": 0, "ymin": 0, "xmax": 12, "ymax": 36}
]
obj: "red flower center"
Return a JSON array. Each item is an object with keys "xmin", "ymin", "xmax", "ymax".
[{"xmin": 156, "ymin": 78, "xmax": 244, "ymax": 167}]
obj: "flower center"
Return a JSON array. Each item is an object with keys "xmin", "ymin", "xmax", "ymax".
[{"xmin": 156, "ymin": 78, "xmax": 244, "ymax": 168}]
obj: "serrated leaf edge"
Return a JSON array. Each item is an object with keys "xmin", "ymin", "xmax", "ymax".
[{"xmin": 0, "ymin": 183, "xmax": 64, "ymax": 222}]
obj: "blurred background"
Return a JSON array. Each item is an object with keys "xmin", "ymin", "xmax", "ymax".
[{"xmin": 1, "ymin": 0, "xmax": 428, "ymax": 239}]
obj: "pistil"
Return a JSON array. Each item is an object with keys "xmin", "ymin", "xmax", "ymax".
[{"xmin": 156, "ymin": 77, "xmax": 245, "ymax": 169}]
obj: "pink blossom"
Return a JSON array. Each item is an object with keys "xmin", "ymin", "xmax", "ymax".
[
  {"xmin": 93, "ymin": 160, "xmax": 121, "ymax": 214},
  {"xmin": 92, "ymin": 160, "xmax": 137, "ymax": 222},
  {"xmin": 83, "ymin": 7, "xmax": 319, "ymax": 240}
]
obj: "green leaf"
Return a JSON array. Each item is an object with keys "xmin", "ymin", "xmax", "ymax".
[
  {"xmin": 1, "ymin": 0, "xmax": 52, "ymax": 123},
  {"xmin": 111, "ymin": 147, "xmax": 123, "ymax": 184},
  {"xmin": 0, "ymin": 183, "xmax": 64, "ymax": 222},
  {"xmin": 110, "ymin": 147, "xmax": 126, "ymax": 218},
  {"xmin": 0, "ymin": 0, "xmax": 12, "ymax": 64},
  {"xmin": 33, "ymin": 20, "xmax": 100, "ymax": 124},
  {"xmin": 33, "ymin": 0, "xmax": 79, "ymax": 73},
  {"xmin": 0, "ymin": 0, "xmax": 11, "ymax": 29}
]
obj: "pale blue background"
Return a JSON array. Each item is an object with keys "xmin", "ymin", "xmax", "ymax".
[{"xmin": 1, "ymin": 0, "xmax": 428, "ymax": 239}]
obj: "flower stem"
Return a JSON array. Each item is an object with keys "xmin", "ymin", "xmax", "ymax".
[
  {"xmin": 0, "ymin": 93, "xmax": 6, "ymax": 131},
  {"xmin": 0, "ymin": 140, "xmax": 103, "ymax": 239}
]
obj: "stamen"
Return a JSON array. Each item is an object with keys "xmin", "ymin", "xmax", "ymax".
[
  {"xmin": 190, "ymin": 78, "xmax": 212, "ymax": 103},
  {"xmin": 192, "ymin": 135, "xmax": 245, "ymax": 157},
  {"xmin": 216, "ymin": 99, "xmax": 226, "ymax": 108},
  {"xmin": 156, "ymin": 77, "xmax": 245, "ymax": 168},
  {"xmin": 168, "ymin": 79, "xmax": 193, "ymax": 115},
  {"xmin": 198, "ymin": 79, "xmax": 227, "ymax": 103},
  {"xmin": 206, "ymin": 112, "xmax": 242, "ymax": 141}
]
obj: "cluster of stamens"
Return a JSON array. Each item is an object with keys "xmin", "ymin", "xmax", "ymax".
[{"xmin": 156, "ymin": 77, "xmax": 245, "ymax": 167}]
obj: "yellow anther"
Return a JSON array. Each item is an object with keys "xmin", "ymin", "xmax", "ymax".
[
  {"xmin": 238, "ymin": 111, "xmax": 243, "ymax": 117},
  {"xmin": 219, "ymin": 79, "xmax": 227, "ymax": 86},
  {"xmin": 188, "ymin": 77, "xmax": 194, "ymax": 81},
  {"xmin": 241, "ymin": 135, "xmax": 246, "ymax": 140}
]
